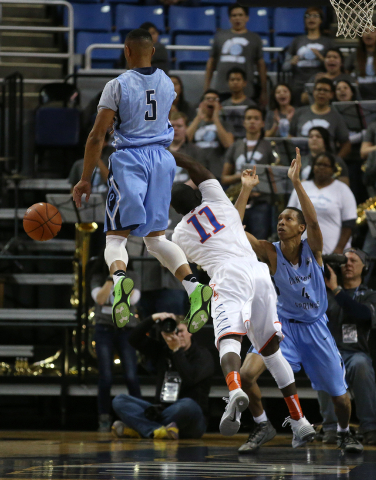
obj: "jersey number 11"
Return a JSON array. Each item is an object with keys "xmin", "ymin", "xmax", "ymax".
[{"xmin": 187, "ymin": 206, "xmax": 225, "ymax": 244}]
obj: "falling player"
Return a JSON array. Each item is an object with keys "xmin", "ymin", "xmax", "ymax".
[
  {"xmin": 170, "ymin": 151, "xmax": 315, "ymax": 445},
  {"xmin": 237, "ymin": 147, "xmax": 363, "ymax": 453},
  {"xmin": 73, "ymin": 29, "xmax": 212, "ymax": 333}
]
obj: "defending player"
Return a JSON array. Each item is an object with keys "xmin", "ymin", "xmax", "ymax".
[
  {"xmin": 237, "ymin": 147, "xmax": 363, "ymax": 453},
  {"xmin": 170, "ymin": 151, "xmax": 315, "ymax": 445},
  {"xmin": 73, "ymin": 29, "xmax": 212, "ymax": 333}
]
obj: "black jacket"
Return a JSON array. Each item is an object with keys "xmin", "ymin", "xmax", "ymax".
[{"xmin": 129, "ymin": 317, "xmax": 215, "ymax": 417}]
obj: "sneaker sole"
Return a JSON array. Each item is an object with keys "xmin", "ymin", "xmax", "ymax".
[
  {"xmin": 112, "ymin": 277, "xmax": 134, "ymax": 328},
  {"xmin": 238, "ymin": 427, "xmax": 277, "ymax": 453},
  {"xmin": 188, "ymin": 285, "xmax": 213, "ymax": 333},
  {"xmin": 292, "ymin": 425, "xmax": 316, "ymax": 448},
  {"xmin": 220, "ymin": 392, "xmax": 249, "ymax": 436}
]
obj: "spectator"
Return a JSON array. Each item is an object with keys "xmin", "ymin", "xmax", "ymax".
[
  {"xmin": 318, "ymin": 248, "xmax": 376, "ymax": 445},
  {"xmin": 111, "ymin": 313, "xmax": 215, "ymax": 439},
  {"xmin": 289, "ymin": 78, "xmax": 351, "ymax": 159},
  {"xmin": 345, "ymin": 31, "xmax": 376, "ymax": 100},
  {"xmin": 282, "ymin": 7, "xmax": 334, "ymax": 104},
  {"xmin": 264, "ymin": 83, "xmax": 295, "ymax": 138},
  {"xmin": 89, "ymin": 253, "xmax": 141, "ymax": 432},
  {"xmin": 335, "ymin": 79, "xmax": 356, "ymax": 102},
  {"xmin": 221, "ymin": 106, "xmax": 276, "ymax": 239},
  {"xmin": 361, "ymin": 120, "xmax": 376, "ymax": 160},
  {"xmin": 301, "ymin": 126, "xmax": 349, "ymax": 185},
  {"xmin": 187, "ymin": 89, "xmax": 234, "ymax": 179},
  {"xmin": 204, "ymin": 4, "xmax": 267, "ymax": 105},
  {"xmin": 169, "ymin": 75, "xmax": 196, "ymax": 122},
  {"xmin": 288, "ymin": 152, "xmax": 357, "ymax": 254}
]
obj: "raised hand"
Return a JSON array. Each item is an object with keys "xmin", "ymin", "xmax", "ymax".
[
  {"xmin": 288, "ymin": 147, "xmax": 302, "ymax": 184},
  {"xmin": 241, "ymin": 166, "xmax": 259, "ymax": 190}
]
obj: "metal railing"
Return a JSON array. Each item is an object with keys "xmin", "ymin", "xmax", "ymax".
[
  {"xmin": 84, "ymin": 43, "xmax": 284, "ymax": 70},
  {"xmin": 0, "ymin": 0, "xmax": 74, "ymax": 75}
]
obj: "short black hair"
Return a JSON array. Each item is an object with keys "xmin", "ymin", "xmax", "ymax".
[
  {"xmin": 284, "ymin": 207, "xmax": 307, "ymax": 232},
  {"xmin": 314, "ymin": 77, "xmax": 335, "ymax": 93},
  {"xmin": 228, "ymin": 3, "xmax": 249, "ymax": 16},
  {"xmin": 307, "ymin": 151, "xmax": 337, "ymax": 180},
  {"xmin": 201, "ymin": 89, "xmax": 220, "ymax": 101},
  {"xmin": 139, "ymin": 22, "xmax": 158, "ymax": 32},
  {"xmin": 171, "ymin": 184, "xmax": 202, "ymax": 216},
  {"xmin": 226, "ymin": 66, "xmax": 247, "ymax": 81},
  {"xmin": 244, "ymin": 105, "xmax": 264, "ymax": 119},
  {"xmin": 334, "ymin": 79, "xmax": 356, "ymax": 100},
  {"xmin": 125, "ymin": 28, "xmax": 153, "ymax": 44}
]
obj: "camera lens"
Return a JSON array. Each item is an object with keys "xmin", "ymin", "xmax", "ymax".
[{"xmin": 160, "ymin": 317, "xmax": 177, "ymax": 333}]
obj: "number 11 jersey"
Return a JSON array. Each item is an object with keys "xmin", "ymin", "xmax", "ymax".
[{"xmin": 172, "ymin": 180, "xmax": 257, "ymax": 278}]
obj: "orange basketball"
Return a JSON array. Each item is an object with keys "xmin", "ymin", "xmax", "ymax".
[{"xmin": 23, "ymin": 202, "xmax": 62, "ymax": 241}]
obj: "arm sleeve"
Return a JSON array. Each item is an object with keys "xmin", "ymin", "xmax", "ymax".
[
  {"xmin": 172, "ymin": 346, "xmax": 215, "ymax": 387},
  {"xmin": 340, "ymin": 184, "xmax": 357, "ymax": 222},
  {"xmin": 128, "ymin": 317, "xmax": 160, "ymax": 357},
  {"xmin": 97, "ymin": 79, "xmax": 122, "ymax": 112},
  {"xmin": 199, "ymin": 179, "xmax": 234, "ymax": 206},
  {"xmin": 334, "ymin": 290, "xmax": 372, "ymax": 322}
]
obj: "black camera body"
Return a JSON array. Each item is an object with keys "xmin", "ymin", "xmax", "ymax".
[
  {"xmin": 156, "ymin": 317, "xmax": 177, "ymax": 333},
  {"xmin": 323, "ymin": 254, "xmax": 348, "ymax": 280}
]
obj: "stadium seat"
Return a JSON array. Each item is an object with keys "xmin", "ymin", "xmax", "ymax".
[
  {"xmin": 219, "ymin": 7, "xmax": 271, "ymax": 35},
  {"xmin": 115, "ymin": 5, "xmax": 165, "ymax": 34},
  {"xmin": 76, "ymin": 32, "xmax": 122, "ymax": 68},
  {"xmin": 273, "ymin": 8, "xmax": 306, "ymax": 36},
  {"xmin": 174, "ymin": 35, "xmax": 212, "ymax": 70},
  {"xmin": 169, "ymin": 6, "xmax": 216, "ymax": 37},
  {"xmin": 274, "ymin": 35, "xmax": 297, "ymax": 50},
  {"xmin": 67, "ymin": 3, "xmax": 112, "ymax": 32}
]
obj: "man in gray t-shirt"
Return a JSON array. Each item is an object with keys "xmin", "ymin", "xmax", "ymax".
[{"xmin": 204, "ymin": 5, "xmax": 267, "ymax": 104}]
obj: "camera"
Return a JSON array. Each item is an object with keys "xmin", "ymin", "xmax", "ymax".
[
  {"xmin": 157, "ymin": 317, "xmax": 177, "ymax": 333},
  {"xmin": 323, "ymin": 254, "xmax": 348, "ymax": 279}
]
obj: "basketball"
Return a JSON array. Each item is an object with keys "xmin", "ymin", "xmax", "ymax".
[{"xmin": 23, "ymin": 202, "xmax": 62, "ymax": 241}]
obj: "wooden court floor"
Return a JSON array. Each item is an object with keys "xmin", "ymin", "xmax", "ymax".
[{"xmin": 0, "ymin": 431, "xmax": 376, "ymax": 479}]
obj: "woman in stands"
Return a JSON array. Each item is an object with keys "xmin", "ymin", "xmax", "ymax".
[
  {"xmin": 169, "ymin": 75, "xmax": 196, "ymax": 122},
  {"xmin": 335, "ymin": 79, "xmax": 356, "ymax": 102},
  {"xmin": 264, "ymin": 83, "xmax": 295, "ymax": 137},
  {"xmin": 282, "ymin": 7, "xmax": 334, "ymax": 105},
  {"xmin": 345, "ymin": 31, "xmax": 376, "ymax": 100}
]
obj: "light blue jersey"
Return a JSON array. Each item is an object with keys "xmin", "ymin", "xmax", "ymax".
[{"xmin": 272, "ymin": 239, "xmax": 328, "ymax": 323}]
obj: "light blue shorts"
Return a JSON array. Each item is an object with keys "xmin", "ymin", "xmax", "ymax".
[
  {"xmin": 104, "ymin": 146, "xmax": 176, "ymax": 237},
  {"xmin": 248, "ymin": 314, "xmax": 348, "ymax": 397}
]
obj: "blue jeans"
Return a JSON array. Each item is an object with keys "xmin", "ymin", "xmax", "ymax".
[
  {"xmin": 94, "ymin": 324, "xmax": 141, "ymax": 415},
  {"xmin": 317, "ymin": 350, "xmax": 376, "ymax": 433},
  {"xmin": 112, "ymin": 394, "xmax": 207, "ymax": 439},
  {"xmin": 244, "ymin": 202, "xmax": 274, "ymax": 240}
]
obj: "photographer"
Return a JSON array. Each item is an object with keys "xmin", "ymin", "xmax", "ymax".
[
  {"xmin": 111, "ymin": 312, "xmax": 215, "ymax": 439},
  {"xmin": 318, "ymin": 248, "xmax": 376, "ymax": 445}
]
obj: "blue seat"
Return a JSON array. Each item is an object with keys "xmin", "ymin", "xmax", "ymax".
[
  {"xmin": 273, "ymin": 8, "xmax": 306, "ymax": 36},
  {"xmin": 219, "ymin": 7, "xmax": 271, "ymax": 35},
  {"xmin": 274, "ymin": 35, "xmax": 296, "ymax": 50},
  {"xmin": 115, "ymin": 5, "xmax": 165, "ymax": 34},
  {"xmin": 67, "ymin": 3, "xmax": 112, "ymax": 31},
  {"xmin": 174, "ymin": 34, "xmax": 212, "ymax": 70},
  {"xmin": 76, "ymin": 32, "xmax": 122, "ymax": 68},
  {"xmin": 35, "ymin": 108, "xmax": 81, "ymax": 147},
  {"xmin": 169, "ymin": 6, "xmax": 216, "ymax": 37}
]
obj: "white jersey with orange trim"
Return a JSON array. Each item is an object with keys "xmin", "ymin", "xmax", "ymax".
[{"xmin": 172, "ymin": 179, "xmax": 257, "ymax": 278}]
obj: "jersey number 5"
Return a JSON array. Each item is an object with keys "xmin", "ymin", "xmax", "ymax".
[
  {"xmin": 187, "ymin": 206, "xmax": 225, "ymax": 244},
  {"xmin": 145, "ymin": 89, "xmax": 157, "ymax": 121}
]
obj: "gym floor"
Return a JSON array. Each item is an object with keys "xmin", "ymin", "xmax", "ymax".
[{"xmin": 1, "ymin": 431, "xmax": 376, "ymax": 479}]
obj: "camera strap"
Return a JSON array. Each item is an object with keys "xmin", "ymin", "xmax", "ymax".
[{"xmin": 342, "ymin": 287, "xmax": 359, "ymax": 344}]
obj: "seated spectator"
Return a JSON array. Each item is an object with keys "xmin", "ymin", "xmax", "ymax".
[
  {"xmin": 302, "ymin": 48, "xmax": 354, "ymax": 104},
  {"xmin": 204, "ymin": 4, "xmax": 267, "ymax": 105},
  {"xmin": 169, "ymin": 75, "xmax": 196, "ymax": 122},
  {"xmin": 288, "ymin": 152, "xmax": 357, "ymax": 254},
  {"xmin": 289, "ymin": 78, "xmax": 351, "ymax": 159},
  {"xmin": 111, "ymin": 313, "xmax": 215, "ymax": 439},
  {"xmin": 335, "ymin": 79, "xmax": 356, "ymax": 102},
  {"xmin": 220, "ymin": 67, "xmax": 256, "ymax": 139},
  {"xmin": 187, "ymin": 89, "xmax": 234, "ymax": 179},
  {"xmin": 221, "ymin": 106, "xmax": 277, "ymax": 239},
  {"xmin": 282, "ymin": 7, "xmax": 334, "ymax": 105},
  {"xmin": 89, "ymin": 253, "xmax": 141, "ymax": 432},
  {"xmin": 318, "ymin": 248, "xmax": 376, "ymax": 445},
  {"xmin": 301, "ymin": 126, "xmax": 349, "ymax": 185},
  {"xmin": 345, "ymin": 31, "xmax": 376, "ymax": 101},
  {"xmin": 264, "ymin": 83, "xmax": 295, "ymax": 138}
]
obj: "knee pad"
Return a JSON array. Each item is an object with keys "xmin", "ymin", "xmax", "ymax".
[
  {"xmin": 262, "ymin": 348, "xmax": 295, "ymax": 390},
  {"xmin": 219, "ymin": 338, "xmax": 241, "ymax": 362},
  {"xmin": 104, "ymin": 235, "xmax": 129, "ymax": 269},
  {"xmin": 143, "ymin": 235, "xmax": 187, "ymax": 275}
]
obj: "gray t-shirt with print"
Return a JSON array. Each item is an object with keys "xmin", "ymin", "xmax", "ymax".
[
  {"xmin": 210, "ymin": 30, "xmax": 263, "ymax": 98},
  {"xmin": 220, "ymin": 97, "xmax": 256, "ymax": 138}
]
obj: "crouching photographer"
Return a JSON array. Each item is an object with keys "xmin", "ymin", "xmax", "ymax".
[
  {"xmin": 111, "ymin": 312, "xmax": 215, "ymax": 440},
  {"xmin": 318, "ymin": 248, "xmax": 376, "ymax": 445}
]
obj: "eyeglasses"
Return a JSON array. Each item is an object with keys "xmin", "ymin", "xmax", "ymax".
[
  {"xmin": 305, "ymin": 13, "xmax": 321, "ymax": 18},
  {"xmin": 314, "ymin": 88, "xmax": 332, "ymax": 93}
]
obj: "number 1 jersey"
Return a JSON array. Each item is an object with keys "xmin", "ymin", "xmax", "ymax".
[{"xmin": 172, "ymin": 180, "xmax": 257, "ymax": 278}]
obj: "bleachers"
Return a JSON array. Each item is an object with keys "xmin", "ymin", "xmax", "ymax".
[{"xmin": 115, "ymin": 5, "xmax": 165, "ymax": 35}]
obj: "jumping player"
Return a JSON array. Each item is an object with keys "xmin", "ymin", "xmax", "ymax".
[
  {"xmin": 73, "ymin": 29, "xmax": 212, "ymax": 333},
  {"xmin": 238, "ymin": 147, "xmax": 363, "ymax": 453},
  {"xmin": 170, "ymin": 151, "xmax": 315, "ymax": 445}
]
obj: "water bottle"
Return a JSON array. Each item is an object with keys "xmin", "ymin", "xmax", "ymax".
[{"xmin": 278, "ymin": 118, "xmax": 290, "ymax": 138}]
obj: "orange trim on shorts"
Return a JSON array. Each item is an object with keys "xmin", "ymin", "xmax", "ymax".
[
  {"xmin": 216, "ymin": 331, "xmax": 246, "ymax": 350},
  {"xmin": 274, "ymin": 321, "xmax": 282, "ymax": 325},
  {"xmin": 258, "ymin": 331, "xmax": 277, "ymax": 353}
]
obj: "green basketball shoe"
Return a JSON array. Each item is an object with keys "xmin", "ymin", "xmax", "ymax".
[
  {"xmin": 112, "ymin": 277, "xmax": 134, "ymax": 328},
  {"xmin": 185, "ymin": 284, "xmax": 213, "ymax": 333}
]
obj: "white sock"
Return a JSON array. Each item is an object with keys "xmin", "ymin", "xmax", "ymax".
[
  {"xmin": 337, "ymin": 424, "xmax": 350, "ymax": 433},
  {"xmin": 113, "ymin": 270, "xmax": 126, "ymax": 287},
  {"xmin": 182, "ymin": 278, "xmax": 199, "ymax": 296},
  {"xmin": 253, "ymin": 411, "xmax": 268, "ymax": 424}
]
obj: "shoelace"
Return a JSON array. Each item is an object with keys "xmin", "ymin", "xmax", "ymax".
[
  {"xmin": 282, "ymin": 416, "xmax": 292, "ymax": 428},
  {"xmin": 247, "ymin": 423, "xmax": 264, "ymax": 442}
]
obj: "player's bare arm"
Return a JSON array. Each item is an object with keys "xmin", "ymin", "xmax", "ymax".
[
  {"xmin": 234, "ymin": 167, "xmax": 258, "ymax": 222},
  {"xmin": 171, "ymin": 151, "xmax": 215, "ymax": 186},
  {"xmin": 73, "ymin": 108, "xmax": 115, "ymax": 207},
  {"xmin": 288, "ymin": 147, "xmax": 323, "ymax": 265},
  {"xmin": 245, "ymin": 232, "xmax": 277, "ymax": 273}
]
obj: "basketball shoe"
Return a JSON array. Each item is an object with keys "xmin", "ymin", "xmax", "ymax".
[
  {"xmin": 185, "ymin": 284, "xmax": 213, "ymax": 333},
  {"xmin": 112, "ymin": 277, "xmax": 134, "ymax": 328},
  {"xmin": 337, "ymin": 431, "xmax": 363, "ymax": 452},
  {"xmin": 153, "ymin": 422, "xmax": 179, "ymax": 440},
  {"xmin": 111, "ymin": 420, "xmax": 141, "ymax": 439},
  {"xmin": 238, "ymin": 420, "xmax": 277, "ymax": 453},
  {"xmin": 220, "ymin": 389, "xmax": 249, "ymax": 436},
  {"xmin": 282, "ymin": 416, "xmax": 315, "ymax": 448}
]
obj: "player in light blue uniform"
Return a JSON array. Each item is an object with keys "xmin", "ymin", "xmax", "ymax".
[
  {"xmin": 73, "ymin": 29, "xmax": 212, "ymax": 334},
  {"xmin": 235, "ymin": 148, "xmax": 362, "ymax": 453}
]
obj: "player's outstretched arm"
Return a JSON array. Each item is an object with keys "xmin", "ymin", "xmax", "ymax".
[
  {"xmin": 234, "ymin": 168, "xmax": 259, "ymax": 222},
  {"xmin": 171, "ymin": 151, "xmax": 215, "ymax": 186},
  {"xmin": 288, "ymin": 147, "xmax": 323, "ymax": 263},
  {"xmin": 245, "ymin": 232, "xmax": 274, "ymax": 269}
]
